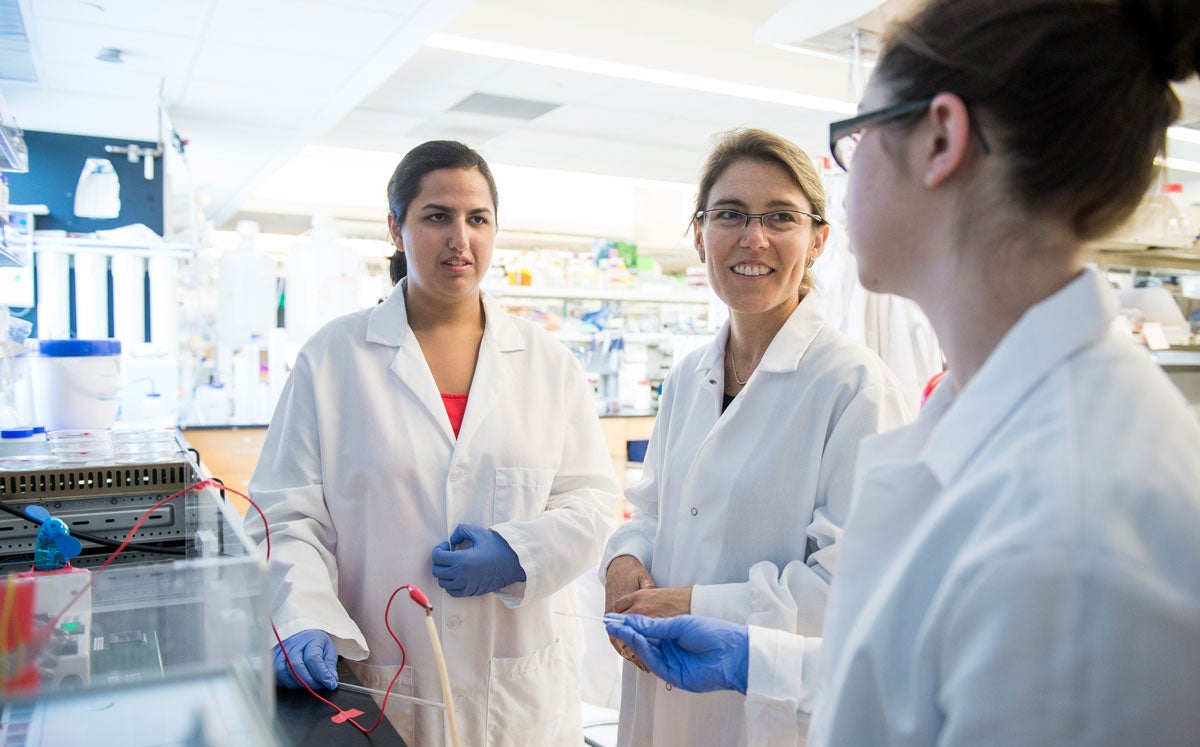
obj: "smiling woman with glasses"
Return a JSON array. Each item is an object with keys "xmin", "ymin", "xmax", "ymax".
[
  {"xmin": 602, "ymin": 1, "xmax": 1200, "ymax": 746},
  {"xmin": 601, "ymin": 127, "xmax": 910, "ymax": 747}
]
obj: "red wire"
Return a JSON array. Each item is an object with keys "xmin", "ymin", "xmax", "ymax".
[{"xmin": 29, "ymin": 478, "xmax": 429, "ymax": 735}]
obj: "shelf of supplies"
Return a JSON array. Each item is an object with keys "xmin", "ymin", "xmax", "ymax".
[
  {"xmin": 0, "ymin": 222, "xmax": 27, "ymax": 268},
  {"xmin": 483, "ymin": 284, "xmax": 711, "ymax": 306},
  {"xmin": 1087, "ymin": 239, "xmax": 1200, "ymax": 272},
  {"xmin": 32, "ymin": 236, "xmax": 194, "ymax": 258}
]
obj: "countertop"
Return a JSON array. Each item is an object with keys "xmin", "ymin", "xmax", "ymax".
[{"xmin": 275, "ymin": 660, "xmax": 408, "ymax": 746}]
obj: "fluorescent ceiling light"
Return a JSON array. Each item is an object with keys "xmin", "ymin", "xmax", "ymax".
[
  {"xmin": 1159, "ymin": 155, "xmax": 1200, "ymax": 175},
  {"xmin": 771, "ymin": 43, "xmax": 875, "ymax": 70},
  {"xmin": 427, "ymin": 34, "xmax": 856, "ymax": 115},
  {"xmin": 1167, "ymin": 126, "xmax": 1200, "ymax": 146}
]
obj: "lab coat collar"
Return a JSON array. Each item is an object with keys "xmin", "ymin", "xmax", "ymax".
[
  {"xmin": 693, "ymin": 292, "xmax": 825, "ymax": 377},
  {"xmin": 365, "ymin": 282, "xmax": 411, "ymax": 347},
  {"xmin": 921, "ymin": 267, "xmax": 1117, "ymax": 486},
  {"xmin": 480, "ymin": 292, "xmax": 527, "ymax": 353},
  {"xmin": 364, "ymin": 282, "xmax": 525, "ymax": 354}
]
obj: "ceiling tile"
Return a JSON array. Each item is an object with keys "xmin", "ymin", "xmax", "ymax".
[
  {"xmin": 357, "ymin": 76, "xmax": 474, "ymax": 115},
  {"xmin": 374, "ymin": 47, "xmax": 494, "ymax": 89},
  {"xmin": 33, "ymin": 18, "xmax": 195, "ymax": 75},
  {"xmin": 32, "ymin": 0, "xmax": 214, "ymax": 36},
  {"xmin": 178, "ymin": 79, "xmax": 320, "ymax": 126},
  {"xmin": 473, "ymin": 60, "xmax": 620, "ymax": 107},
  {"xmin": 305, "ymin": 0, "xmax": 428, "ymax": 15},
  {"xmin": 189, "ymin": 40, "xmax": 350, "ymax": 91},
  {"xmin": 204, "ymin": 0, "xmax": 404, "ymax": 59},
  {"xmin": 38, "ymin": 60, "xmax": 169, "ymax": 98}
]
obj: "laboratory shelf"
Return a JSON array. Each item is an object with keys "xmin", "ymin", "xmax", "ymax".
[
  {"xmin": 32, "ymin": 236, "xmax": 194, "ymax": 258},
  {"xmin": 483, "ymin": 283, "xmax": 712, "ymax": 305}
]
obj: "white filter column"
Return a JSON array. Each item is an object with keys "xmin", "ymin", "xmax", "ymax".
[
  {"xmin": 72, "ymin": 253, "xmax": 109, "ymax": 339},
  {"xmin": 110, "ymin": 253, "xmax": 146, "ymax": 348},
  {"xmin": 34, "ymin": 250, "xmax": 71, "ymax": 339},
  {"xmin": 147, "ymin": 255, "xmax": 178, "ymax": 353}
]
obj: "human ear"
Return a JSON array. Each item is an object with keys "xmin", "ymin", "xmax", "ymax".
[
  {"xmin": 808, "ymin": 223, "xmax": 830, "ymax": 263},
  {"xmin": 693, "ymin": 221, "xmax": 706, "ymax": 263},
  {"xmin": 387, "ymin": 211, "xmax": 404, "ymax": 252},
  {"xmin": 922, "ymin": 92, "xmax": 974, "ymax": 188}
]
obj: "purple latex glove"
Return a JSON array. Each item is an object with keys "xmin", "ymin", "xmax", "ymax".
[{"xmin": 431, "ymin": 523, "xmax": 526, "ymax": 597}]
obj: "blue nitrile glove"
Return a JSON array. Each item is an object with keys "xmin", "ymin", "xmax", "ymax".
[
  {"xmin": 430, "ymin": 523, "xmax": 526, "ymax": 597},
  {"xmin": 273, "ymin": 629, "xmax": 338, "ymax": 690},
  {"xmin": 604, "ymin": 613, "xmax": 749, "ymax": 694}
]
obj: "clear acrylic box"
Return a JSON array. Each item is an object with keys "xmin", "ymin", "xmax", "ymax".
[{"xmin": 0, "ymin": 457, "xmax": 280, "ymax": 745}]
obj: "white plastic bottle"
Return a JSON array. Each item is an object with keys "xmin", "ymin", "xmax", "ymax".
[
  {"xmin": 285, "ymin": 214, "xmax": 364, "ymax": 345},
  {"xmin": 217, "ymin": 220, "xmax": 277, "ymax": 347}
]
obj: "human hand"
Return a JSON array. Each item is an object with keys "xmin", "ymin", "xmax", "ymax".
[
  {"xmin": 431, "ymin": 524, "xmax": 526, "ymax": 597},
  {"xmin": 603, "ymin": 613, "xmax": 749, "ymax": 694},
  {"xmin": 604, "ymin": 555, "xmax": 655, "ymax": 670},
  {"xmin": 612, "ymin": 585, "xmax": 692, "ymax": 618},
  {"xmin": 274, "ymin": 629, "xmax": 339, "ymax": 690}
]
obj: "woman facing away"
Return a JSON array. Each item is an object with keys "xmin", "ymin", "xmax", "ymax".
[
  {"xmin": 246, "ymin": 140, "xmax": 620, "ymax": 746},
  {"xmin": 601, "ymin": 128, "xmax": 911, "ymax": 746},
  {"xmin": 605, "ymin": 1, "xmax": 1200, "ymax": 745}
]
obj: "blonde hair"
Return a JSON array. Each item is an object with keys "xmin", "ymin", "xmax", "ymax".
[{"xmin": 693, "ymin": 128, "xmax": 826, "ymax": 296}]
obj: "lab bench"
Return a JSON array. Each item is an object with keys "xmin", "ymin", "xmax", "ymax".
[
  {"xmin": 276, "ymin": 660, "xmax": 407, "ymax": 746},
  {"xmin": 180, "ymin": 412, "xmax": 658, "ymax": 518}
]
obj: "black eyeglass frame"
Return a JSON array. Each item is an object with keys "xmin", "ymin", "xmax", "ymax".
[
  {"xmin": 694, "ymin": 208, "xmax": 827, "ymax": 230},
  {"xmin": 829, "ymin": 97, "xmax": 992, "ymax": 171}
]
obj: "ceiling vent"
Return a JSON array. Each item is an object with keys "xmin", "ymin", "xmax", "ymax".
[
  {"xmin": 0, "ymin": 0, "xmax": 37, "ymax": 83},
  {"xmin": 448, "ymin": 92, "xmax": 561, "ymax": 121}
]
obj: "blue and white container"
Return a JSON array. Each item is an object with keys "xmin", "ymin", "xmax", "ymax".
[
  {"xmin": 0, "ymin": 426, "xmax": 46, "ymax": 442},
  {"xmin": 31, "ymin": 339, "xmax": 122, "ymax": 431}
]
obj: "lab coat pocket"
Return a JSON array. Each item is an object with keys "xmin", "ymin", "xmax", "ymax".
[
  {"xmin": 492, "ymin": 467, "xmax": 555, "ymax": 524},
  {"xmin": 486, "ymin": 635, "xmax": 581, "ymax": 746}
]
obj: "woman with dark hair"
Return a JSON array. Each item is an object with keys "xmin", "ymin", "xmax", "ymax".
[
  {"xmin": 601, "ymin": 128, "xmax": 910, "ymax": 746},
  {"xmin": 247, "ymin": 140, "xmax": 619, "ymax": 746},
  {"xmin": 606, "ymin": 2, "xmax": 1200, "ymax": 745}
]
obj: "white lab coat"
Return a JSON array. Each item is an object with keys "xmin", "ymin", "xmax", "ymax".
[
  {"xmin": 245, "ymin": 284, "xmax": 619, "ymax": 747},
  {"xmin": 745, "ymin": 268, "xmax": 1200, "ymax": 746},
  {"xmin": 600, "ymin": 293, "xmax": 911, "ymax": 747}
]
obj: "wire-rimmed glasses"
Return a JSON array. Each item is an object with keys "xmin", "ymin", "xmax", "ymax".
[{"xmin": 694, "ymin": 208, "xmax": 825, "ymax": 235}]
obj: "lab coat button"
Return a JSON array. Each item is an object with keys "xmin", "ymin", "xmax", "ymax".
[
  {"xmin": 447, "ymin": 615, "xmax": 462, "ymax": 629},
  {"xmin": 690, "ymin": 508, "xmax": 698, "ymax": 516}
]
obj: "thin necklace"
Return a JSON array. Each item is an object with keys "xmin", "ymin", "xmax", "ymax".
[{"xmin": 729, "ymin": 348, "xmax": 750, "ymax": 386}]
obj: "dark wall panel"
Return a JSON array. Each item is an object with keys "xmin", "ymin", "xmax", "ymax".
[{"xmin": 6, "ymin": 130, "xmax": 164, "ymax": 234}]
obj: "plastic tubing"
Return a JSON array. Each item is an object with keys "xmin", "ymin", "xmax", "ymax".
[{"xmin": 424, "ymin": 610, "xmax": 461, "ymax": 747}]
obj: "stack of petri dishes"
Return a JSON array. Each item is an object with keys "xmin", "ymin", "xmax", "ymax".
[
  {"xmin": 111, "ymin": 426, "xmax": 178, "ymax": 463},
  {"xmin": 0, "ymin": 454, "xmax": 60, "ymax": 470},
  {"xmin": 48, "ymin": 429, "xmax": 115, "ymax": 466}
]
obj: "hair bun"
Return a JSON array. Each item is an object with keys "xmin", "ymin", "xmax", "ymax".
[{"xmin": 1122, "ymin": 0, "xmax": 1200, "ymax": 81}]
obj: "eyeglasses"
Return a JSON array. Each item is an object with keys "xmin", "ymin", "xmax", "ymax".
[
  {"xmin": 695, "ymin": 208, "xmax": 825, "ymax": 234},
  {"xmin": 829, "ymin": 97, "xmax": 992, "ymax": 171}
]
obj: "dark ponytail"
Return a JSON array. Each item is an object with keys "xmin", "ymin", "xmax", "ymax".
[{"xmin": 385, "ymin": 140, "xmax": 499, "ymax": 284}]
